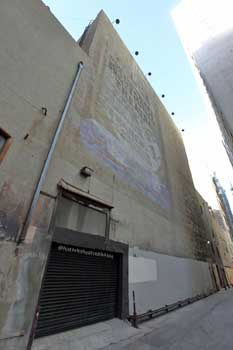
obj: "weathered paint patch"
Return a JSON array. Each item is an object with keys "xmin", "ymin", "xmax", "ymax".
[
  {"xmin": 80, "ymin": 119, "xmax": 170, "ymax": 209},
  {"xmin": 0, "ymin": 181, "xmax": 26, "ymax": 240}
]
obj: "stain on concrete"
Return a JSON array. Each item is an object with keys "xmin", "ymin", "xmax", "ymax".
[{"xmin": 0, "ymin": 181, "xmax": 26, "ymax": 240}]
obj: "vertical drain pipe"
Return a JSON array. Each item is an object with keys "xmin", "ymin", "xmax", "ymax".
[{"xmin": 17, "ymin": 61, "xmax": 84, "ymax": 243}]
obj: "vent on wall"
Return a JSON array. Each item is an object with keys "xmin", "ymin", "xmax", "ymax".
[{"xmin": 0, "ymin": 128, "xmax": 12, "ymax": 163}]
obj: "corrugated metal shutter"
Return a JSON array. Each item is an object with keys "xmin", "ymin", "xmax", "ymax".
[{"xmin": 35, "ymin": 242, "xmax": 119, "ymax": 338}]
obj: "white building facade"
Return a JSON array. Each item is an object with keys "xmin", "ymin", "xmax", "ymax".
[{"xmin": 173, "ymin": 0, "xmax": 233, "ymax": 167}]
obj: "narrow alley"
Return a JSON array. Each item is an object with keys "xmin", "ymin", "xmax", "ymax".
[{"xmin": 106, "ymin": 289, "xmax": 233, "ymax": 350}]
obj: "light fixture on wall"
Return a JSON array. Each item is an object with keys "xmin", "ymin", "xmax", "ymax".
[
  {"xmin": 80, "ymin": 166, "xmax": 93, "ymax": 177},
  {"xmin": 41, "ymin": 107, "xmax": 47, "ymax": 116}
]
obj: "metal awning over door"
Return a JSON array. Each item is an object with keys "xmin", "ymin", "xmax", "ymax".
[{"xmin": 35, "ymin": 242, "xmax": 119, "ymax": 338}]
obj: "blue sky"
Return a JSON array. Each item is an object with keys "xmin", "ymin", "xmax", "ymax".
[
  {"xmin": 43, "ymin": 0, "xmax": 233, "ymax": 209},
  {"xmin": 44, "ymin": 0, "xmax": 206, "ymax": 132}
]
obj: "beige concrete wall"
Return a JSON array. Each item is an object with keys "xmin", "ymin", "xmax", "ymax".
[
  {"xmin": 0, "ymin": 0, "xmax": 90, "ymax": 347},
  {"xmin": 54, "ymin": 10, "xmax": 211, "ymax": 260},
  {"xmin": 0, "ymin": 0, "xmax": 90, "ymax": 240},
  {"xmin": 0, "ymin": 1, "xmax": 215, "ymax": 348},
  {"xmin": 0, "ymin": 1, "xmax": 211, "ymax": 258}
]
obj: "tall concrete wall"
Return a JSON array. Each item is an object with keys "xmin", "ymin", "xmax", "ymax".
[
  {"xmin": 0, "ymin": 1, "xmax": 215, "ymax": 348},
  {"xmin": 0, "ymin": 1, "xmax": 90, "ymax": 348},
  {"xmin": 0, "ymin": 0, "xmax": 211, "ymax": 259},
  {"xmin": 75, "ymin": 10, "xmax": 211, "ymax": 260}
]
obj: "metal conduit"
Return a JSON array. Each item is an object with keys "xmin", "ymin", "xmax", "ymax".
[{"xmin": 17, "ymin": 61, "xmax": 84, "ymax": 243}]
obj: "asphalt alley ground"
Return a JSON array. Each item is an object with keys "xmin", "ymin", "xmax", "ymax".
[{"xmin": 105, "ymin": 288, "xmax": 233, "ymax": 350}]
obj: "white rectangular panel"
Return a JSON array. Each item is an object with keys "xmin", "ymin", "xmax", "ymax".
[{"xmin": 129, "ymin": 256, "xmax": 157, "ymax": 283}]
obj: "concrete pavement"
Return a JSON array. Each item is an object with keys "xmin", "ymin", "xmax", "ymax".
[
  {"xmin": 32, "ymin": 289, "xmax": 233, "ymax": 350},
  {"xmin": 105, "ymin": 288, "xmax": 233, "ymax": 350},
  {"xmin": 32, "ymin": 318, "xmax": 146, "ymax": 350}
]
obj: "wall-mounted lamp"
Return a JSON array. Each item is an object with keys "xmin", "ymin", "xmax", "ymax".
[
  {"xmin": 207, "ymin": 240, "xmax": 211, "ymax": 245},
  {"xmin": 80, "ymin": 166, "xmax": 93, "ymax": 177},
  {"xmin": 41, "ymin": 107, "xmax": 47, "ymax": 116}
]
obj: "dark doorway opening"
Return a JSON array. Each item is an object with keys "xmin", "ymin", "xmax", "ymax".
[{"xmin": 35, "ymin": 242, "xmax": 121, "ymax": 338}]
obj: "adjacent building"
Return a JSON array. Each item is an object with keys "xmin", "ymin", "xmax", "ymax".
[
  {"xmin": 0, "ymin": 1, "xmax": 231, "ymax": 349},
  {"xmin": 196, "ymin": 193, "xmax": 232, "ymax": 289},
  {"xmin": 173, "ymin": 0, "xmax": 233, "ymax": 167},
  {"xmin": 210, "ymin": 209, "xmax": 233, "ymax": 287},
  {"xmin": 212, "ymin": 175, "xmax": 233, "ymax": 240}
]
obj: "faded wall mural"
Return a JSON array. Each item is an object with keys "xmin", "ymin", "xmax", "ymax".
[
  {"xmin": 80, "ymin": 54, "xmax": 170, "ymax": 210},
  {"xmin": 80, "ymin": 119, "xmax": 170, "ymax": 210}
]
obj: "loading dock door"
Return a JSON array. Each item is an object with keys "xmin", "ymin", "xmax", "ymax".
[{"xmin": 35, "ymin": 242, "xmax": 119, "ymax": 338}]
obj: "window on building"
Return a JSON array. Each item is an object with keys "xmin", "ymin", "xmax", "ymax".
[
  {"xmin": 56, "ymin": 195, "xmax": 108, "ymax": 237},
  {"xmin": 0, "ymin": 128, "xmax": 12, "ymax": 163}
]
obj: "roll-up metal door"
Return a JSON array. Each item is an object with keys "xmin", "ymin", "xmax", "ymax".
[{"xmin": 35, "ymin": 242, "xmax": 119, "ymax": 338}]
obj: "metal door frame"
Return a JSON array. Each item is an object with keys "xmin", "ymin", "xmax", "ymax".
[
  {"xmin": 52, "ymin": 227, "xmax": 129, "ymax": 319},
  {"xmin": 28, "ymin": 189, "xmax": 128, "ymax": 348}
]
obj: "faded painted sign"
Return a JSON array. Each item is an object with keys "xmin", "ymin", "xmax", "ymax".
[
  {"xmin": 80, "ymin": 119, "xmax": 170, "ymax": 209},
  {"xmin": 80, "ymin": 53, "xmax": 170, "ymax": 209}
]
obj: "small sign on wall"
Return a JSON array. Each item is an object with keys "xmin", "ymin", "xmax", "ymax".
[{"xmin": 129, "ymin": 256, "xmax": 157, "ymax": 283}]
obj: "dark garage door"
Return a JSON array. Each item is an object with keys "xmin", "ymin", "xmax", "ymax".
[{"xmin": 35, "ymin": 242, "xmax": 119, "ymax": 338}]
